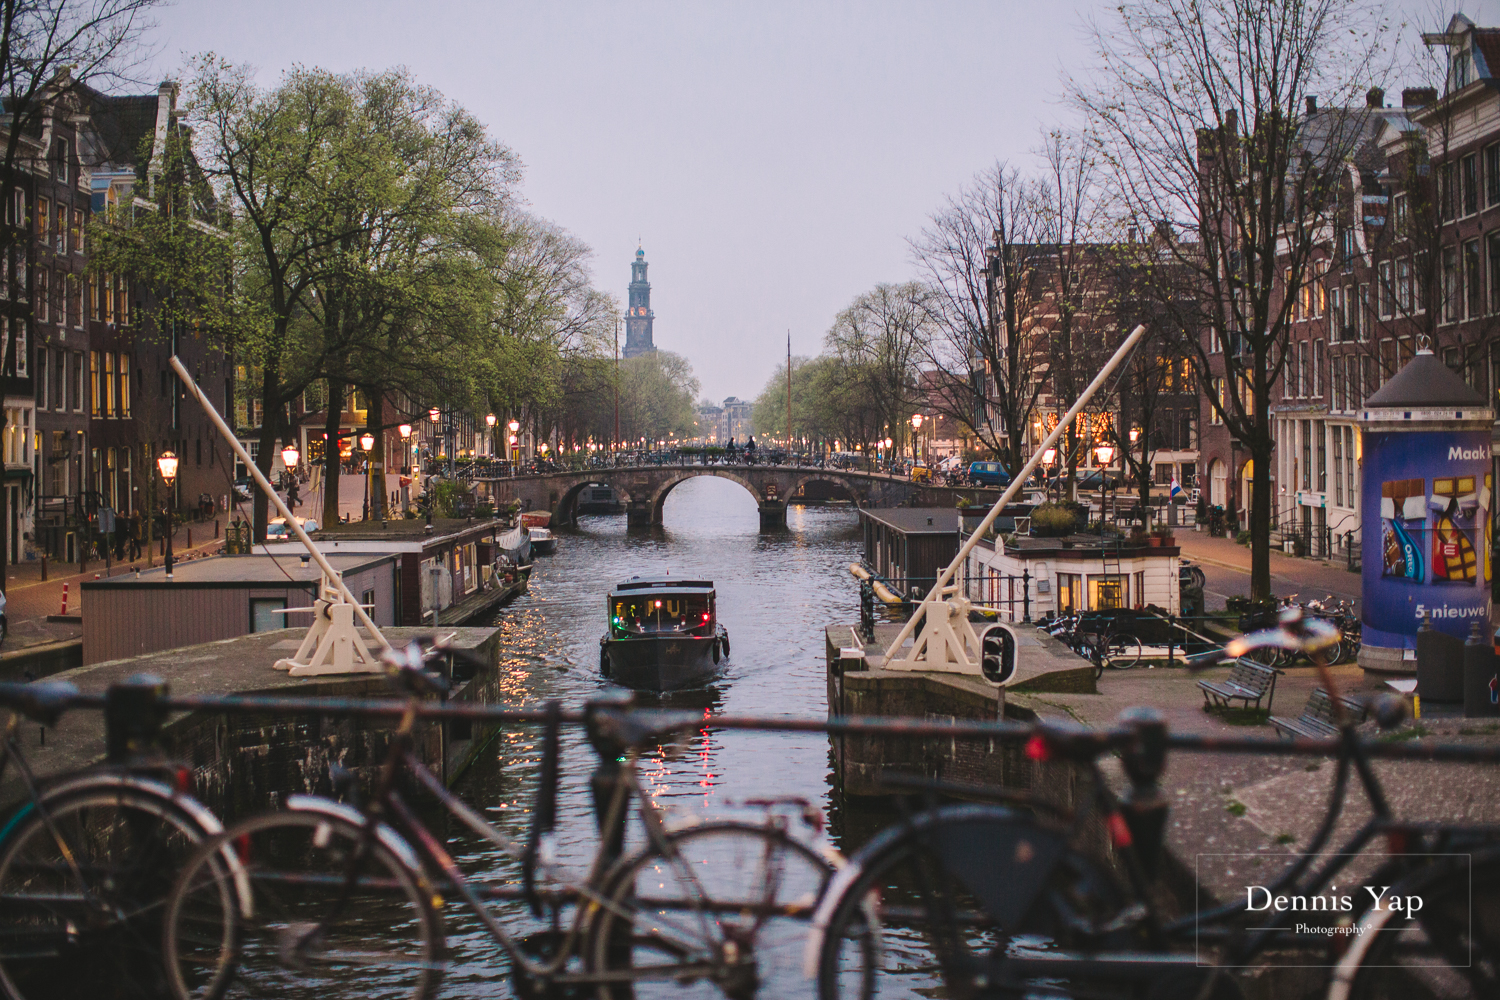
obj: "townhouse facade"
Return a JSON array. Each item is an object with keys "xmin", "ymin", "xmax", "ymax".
[
  {"xmin": 6, "ymin": 78, "xmax": 232, "ymax": 565},
  {"xmin": 1197, "ymin": 14, "xmax": 1500, "ymax": 559}
]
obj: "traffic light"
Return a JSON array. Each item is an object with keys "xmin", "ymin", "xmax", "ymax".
[{"xmin": 978, "ymin": 623, "xmax": 1017, "ymax": 685}]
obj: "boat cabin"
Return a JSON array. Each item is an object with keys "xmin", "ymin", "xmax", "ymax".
[{"xmin": 608, "ymin": 577, "xmax": 716, "ymax": 638}]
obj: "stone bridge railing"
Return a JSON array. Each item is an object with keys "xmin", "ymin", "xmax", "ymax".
[{"xmin": 473, "ymin": 463, "xmax": 1000, "ymax": 528}]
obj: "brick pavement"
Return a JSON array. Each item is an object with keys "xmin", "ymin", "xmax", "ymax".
[{"xmin": 1177, "ymin": 528, "xmax": 1362, "ymax": 608}]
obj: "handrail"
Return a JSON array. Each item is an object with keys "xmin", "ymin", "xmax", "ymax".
[{"xmin": 27, "ymin": 689, "xmax": 1500, "ymax": 764}]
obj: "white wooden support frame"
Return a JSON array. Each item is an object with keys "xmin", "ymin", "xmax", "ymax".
[
  {"xmin": 884, "ymin": 324, "xmax": 1149, "ymax": 677},
  {"xmin": 169, "ymin": 356, "xmax": 393, "ymax": 675}
]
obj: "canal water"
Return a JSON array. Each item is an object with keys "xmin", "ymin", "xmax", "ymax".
[{"xmin": 435, "ymin": 476, "xmax": 878, "ymax": 997}]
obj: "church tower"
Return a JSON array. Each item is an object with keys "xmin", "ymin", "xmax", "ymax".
[{"xmin": 623, "ymin": 245, "xmax": 656, "ymax": 359}]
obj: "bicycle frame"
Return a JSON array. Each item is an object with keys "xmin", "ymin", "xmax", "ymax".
[{"xmin": 286, "ymin": 699, "xmax": 713, "ymax": 989}]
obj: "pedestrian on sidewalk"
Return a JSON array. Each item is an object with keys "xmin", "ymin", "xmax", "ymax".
[{"xmin": 128, "ymin": 510, "xmax": 142, "ymax": 560}]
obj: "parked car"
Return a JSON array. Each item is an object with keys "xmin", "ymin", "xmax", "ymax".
[
  {"xmin": 967, "ymin": 461, "xmax": 1012, "ymax": 487},
  {"xmin": 266, "ymin": 516, "xmax": 321, "ymax": 539}
]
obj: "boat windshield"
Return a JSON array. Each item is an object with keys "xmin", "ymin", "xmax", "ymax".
[{"xmin": 612, "ymin": 594, "xmax": 713, "ymax": 635}]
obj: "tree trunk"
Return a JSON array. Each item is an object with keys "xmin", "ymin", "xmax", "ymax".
[
  {"xmin": 0, "ymin": 410, "xmax": 9, "ymax": 588},
  {"xmin": 322, "ymin": 380, "xmax": 344, "ymax": 528},
  {"xmin": 368, "ymin": 391, "xmax": 386, "ymax": 520},
  {"xmin": 253, "ymin": 368, "xmax": 280, "ymax": 544},
  {"xmin": 1250, "ymin": 357, "xmax": 1272, "ymax": 601}
]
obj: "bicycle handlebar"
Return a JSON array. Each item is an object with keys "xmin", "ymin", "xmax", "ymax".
[{"xmin": 0, "ymin": 680, "xmax": 82, "ymax": 726}]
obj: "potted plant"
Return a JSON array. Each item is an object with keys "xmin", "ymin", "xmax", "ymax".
[
  {"xmin": 1029, "ymin": 503, "xmax": 1077, "ymax": 539},
  {"xmin": 1152, "ymin": 524, "xmax": 1174, "ymax": 547}
]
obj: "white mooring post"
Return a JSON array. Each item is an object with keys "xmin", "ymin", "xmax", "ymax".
[
  {"xmin": 883, "ymin": 324, "xmax": 1149, "ymax": 677},
  {"xmin": 169, "ymin": 356, "xmax": 393, "ymax": 675}
]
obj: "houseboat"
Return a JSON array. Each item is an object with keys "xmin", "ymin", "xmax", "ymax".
[{"xmin": 599, "ymin": 575, "xmax": 729, "ymax": 690}]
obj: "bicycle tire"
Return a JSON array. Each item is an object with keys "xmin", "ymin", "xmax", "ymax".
[
  {"xmin": 588, "ymin": 820, "xmax": 841, "ymax": 999},
  {"xmin": 815, "ymin": 804, "xmax": 1134, "ymax": 1000},
  {"xmin": 1104, "ymin": 633, "xmax": 1142, "ymax": 670},
  {"xmin": 164, "ymin": 806, "xmax": 444, "ymax": 1000},
  {"xmin": 0, "ymin": 781, "xmax": 221, "ymax": 1000},
  {"xmin": 1329, "ymin": 848, "xmax": 1500, "ymax": 1000}
]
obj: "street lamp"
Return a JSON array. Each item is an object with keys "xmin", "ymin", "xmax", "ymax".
[
  {"xmin": 157, "ymin": 451, "xmax": 178, "ymax": 579},
  {"xmin": 485, "ymin": 413, "xmax": 497, "ymax": 458},
  {"xmin": 359, "ymin": 431, "xmax": 375, "ymax": 452},
  {"xmin": 428, "ymin": 408, "xmax": 440, "ymax": 424},
  {"xmin": 1095, "ymin": 443, "xmax": 1116, "ymax": 524},
  {"xmin": 281, "ymin": 444, "xmax": 299, "ymax": 472},
  {"xmin": 910, "ymin": 413, "xmax": 924, "ymax": 464}
]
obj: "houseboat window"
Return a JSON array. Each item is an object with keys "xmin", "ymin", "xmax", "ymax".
[
  {"xmin": 612, "ymin": 594, "xmax": 713, "ymax": 633},
  {"xmin": 250, "ymin": 598, "xmax": 287, "ymax": 633}
]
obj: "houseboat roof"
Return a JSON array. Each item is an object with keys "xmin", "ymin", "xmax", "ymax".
[
  {"xmin": 858, "ymin": 508, "xmax": 959, "ymax": 534},
  {"xmin": 80, "ymin": 553, "xmax": 396, "ymax": 589},
  {"xmin": 610, "ymin": 575, "xmax": 714, "ymax": 594}
]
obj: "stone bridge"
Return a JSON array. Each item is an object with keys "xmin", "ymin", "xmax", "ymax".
[{"xmin": 479, "ymin": 464, "xmax": 997, "ymax": 529}]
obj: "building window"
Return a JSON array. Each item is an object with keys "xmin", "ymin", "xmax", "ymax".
[
  {"xmin": 1379, "ymin": 261, "xmax": 1394, "ymax": 318},
  {"xmin": 1464, "ymin": 153, "xmax": 1480, "ymax": 216},
  {"xmin": 1211, "ymin": 377, "xmax": 1225, "ymax": 424},
  {"xmin": 71, "ymin": 275, "xmax": 82, "ymax": 328},
  {"xmin": 1301, "ymin": 419, "xmax": 1311, "ymax": 490},
  {"xmin": 1466, "ymin": 238, "xmax": 1483, "ymax": 319},
  {"xmin": 53, "ymin": 203, "xmax": 65, "ymax": 255},
  {"xmin": 1316, "ymin": 419, "xmax": 1327, "ymax": 492},
  {"xmin": 104, "ymin": 273, "xmax": 114, "ymax": 324},
  {"xmin": 72, "ymin": 351, "xmax": 82, "ymax": 412},
  {"xmin": 90, "ymin": 351, "xmax": 102, "ymax": 417},
  {"xmin": 1397, "ymin": 258, "xmax": 1411, "ymax": 313},
  {"xmin": 56, "ymin": 137, "xmax": 68, "ymax": 183},
  {"xmin": 1313, "ymin": 339, "xmax": 1325, "ymax": 397},
  {"xmin": 1489, "ymin": 235, "xmax": 1500, "ymax": 314},
  {"xmin": 34, "ymin": 197, "xmax": 47, "ymax": 242},
  {"xmin": 104, "ymin": 352, "xmax": 116, "ymax": 417},
  {"xmin": 34, "ymin": 348, "xmax": 46, "ymax": 410},
  {"xmin": 1340, "ymin": 227, "xmax": 1356, "ymax": 270},
  {"xmin": 70, "ymin": 208, "xmax": 81, "ymax": 255},
  {"xmin": 1443, "ymin": 247, "xmax": 1460, "ymax": 323},
  {"xmin": 1488, "ymin": 144, "xmax": 1500, "ymax": 206},
  {"xmin": 1297, "ymin": 340, "xmax": 1307, "ymax": 397},
  {"xmin": 1334, "ymin": 427, "xmax": 1345, "ymax": 506},
  {"xmin": 119, "ymin": 353, "xmax": 131, "ymax": 418},
  {"xmin": 1394, "ymin": 192, "xmax": 1408, "ymax": 234},
  {"xmin": 35, "ymin": 269, "xmax": 47, "ymax": 323}
]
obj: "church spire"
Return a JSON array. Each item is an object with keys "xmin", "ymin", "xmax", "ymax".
[{"xmin": 624, "ymin": 244, "xmax": 656, "ymax": 359}]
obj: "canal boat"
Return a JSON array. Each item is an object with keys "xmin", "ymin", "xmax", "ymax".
[
  {"xmin": 529, "ymin": 527, "xmax": 557, "ymax": 555},
  {"xmin": 599, "ymin": 575, "xmax": 730, "ymax": 690}
]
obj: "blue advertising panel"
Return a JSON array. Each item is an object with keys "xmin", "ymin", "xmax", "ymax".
[{"xmin": 1361, "ymin": 428, "xmax": 1492, "ymax": 649}]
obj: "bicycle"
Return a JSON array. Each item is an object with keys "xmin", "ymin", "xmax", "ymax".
[
  {"xmin": 163, "ymin": 638, "xmax": 857, "ymax": 1000},
  {"xmin": 0, "ymin": 677, "xmax": 231, "ymax": 1000},
  {"xmin": 810, "ymin": 608, "xmax": 1500, "ymax": 999}
]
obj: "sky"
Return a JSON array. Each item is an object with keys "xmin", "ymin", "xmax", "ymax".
[{"xmin": 149, "ymin": 0, "xmax": 1500, "ymax": 403}]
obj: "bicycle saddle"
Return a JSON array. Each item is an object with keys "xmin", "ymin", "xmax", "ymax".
[{"xmin": 0, "ymin": 680, "xmax": 81, "ymax": 727}]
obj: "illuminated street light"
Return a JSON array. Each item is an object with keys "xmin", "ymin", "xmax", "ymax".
[
  {"xmin": 280, "ymin": 444, "xmax": 299, "ymax": 471},
  {"xmin": 1095, "ymin": 443, "xmax": 1115, "ymax": 466},
  {"xmin": 486, "ymin": 413, "xmax": 497, "ymax": 428},
  {"xmin": 360, "ymin": 432, "xmax": 375, "ymax": 451},
  {"xmin": 428, "ymin": 408, "xmax": 440, "ymax": 423},
  {"xmin": 157, "ymin": 451, "xmax": 179, "ymax": 579},
  {"xmin": 398, "ymin": 424, "xmax": 412, "ymax": 440}
]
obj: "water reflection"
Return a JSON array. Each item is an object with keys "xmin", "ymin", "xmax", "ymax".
[{"xmin": 433, "ymin": 477, "xmax": 863, "ymax": 997}]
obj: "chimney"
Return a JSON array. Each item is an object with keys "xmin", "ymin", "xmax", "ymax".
[
  {"xmin": 1154, "ymin": 219, "xmax": 1173, "ymax": 242},
  {"xmin": 1127, "ymin": 225, "xmax": 1139, "ymax": 244},
  {"xmin": 1402, "ymin": 87, "xmax": 1437, "ymax": 108},
  {"xmin": 1367, "ymin": 86, "xmax": 1385, "ymax": 108},
  {"xmin": 1305, "ymin": 95, "xmax": 1318, "ymax": 115}
]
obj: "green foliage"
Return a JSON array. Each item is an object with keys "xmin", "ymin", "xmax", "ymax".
[
  {"xmin": 1029, "ymin": 503, "xmax": 1077, "ymax": 537},
  {"xmin": 431, "ymin": 480, "xmax": 467, "ymax": 519}
]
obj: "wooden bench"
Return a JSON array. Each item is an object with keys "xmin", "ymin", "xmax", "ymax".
[
  {"xmin": 1199, "ymin": 658, "xmax": 1282, "ymax": 712},
  {"xmin": 1270, "ymin": 688, "xmax": 1368, "ymax": 739}
]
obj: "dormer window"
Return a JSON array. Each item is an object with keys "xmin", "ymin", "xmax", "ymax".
[
  {"xmin": 56, "ymin": 138, "xmax": 68, "ymax": 184},
  {"xmin": 1452, "ymin": 48, "xmax": 1473, "ymax": 91}
]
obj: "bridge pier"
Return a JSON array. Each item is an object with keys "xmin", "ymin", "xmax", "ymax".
[
  {"xmin": 758, "ymin": 500, "xmax": 787, "ymax": 530},
  {"xmin": 626, "ymin": 500, "xmax": 655, "ymax": 528}
]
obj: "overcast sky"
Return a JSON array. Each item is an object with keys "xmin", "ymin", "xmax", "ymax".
[{"xmin": 153, "ymin": 0, "xmax": 1500, "ymax": 402}]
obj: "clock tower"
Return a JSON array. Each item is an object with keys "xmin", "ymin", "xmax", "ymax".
[{"xmin": 623, "ymin": 245, "xmax": 656, "ymax": 359}]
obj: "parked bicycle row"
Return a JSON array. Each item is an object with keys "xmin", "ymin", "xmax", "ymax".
[{"xmin": 0, "ymin": 617, "xmax": 1493, "ymax": 1000}]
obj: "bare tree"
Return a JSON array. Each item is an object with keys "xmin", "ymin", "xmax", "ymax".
[
  {"xmin": 909, "ymin": 161, "xmax": 1052, "ymax": 471},
  {"xmin": 823, "ymin": 282, "xmax": 933, "ymax": 457},
  {"xmin": 1074, "ymin": 0, "xmax": 1389, "ymax": 599}
]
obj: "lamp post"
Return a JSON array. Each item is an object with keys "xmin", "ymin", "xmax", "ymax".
[
  {"xmin": 360, "ymin": 431, "xmax": 375, "ymax": 520},
  {"xmin": 157, "ymin": 451, "xmax": 178, "ymax": 579},
  {"xmin": 910, "ymin": 413, "xmax": 924, "ymax": 465},
  {"xmin": 485, "ymin": 413, "xmax": 497, "ymax": 459},
  {"xmin": 508, "ymin": 419, "xmax": 520, "ymax": 466},
  {"xmin": 398, "ymin": 424, "xmax": 412, "ymax": 475},
  {"xmin": 1043, "ymin": 447, "xmax": 1058, "ymax": 503},
  {"xmin": 1095, "ymin": 443, "xmax": 1116, "ymax": 525},
  {"xmin": 280, "ymin": 443, "xmax": 299, "ymax": 510}
]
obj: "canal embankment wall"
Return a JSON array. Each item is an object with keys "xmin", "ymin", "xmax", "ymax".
[{"xmin": 0, "ymin": 627, "xmax": 503, "ymax": 820}]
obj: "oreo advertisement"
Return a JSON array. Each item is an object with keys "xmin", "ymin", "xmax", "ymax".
[{"xmin": 1361, "ymin": 428, "xmax": 1492, "ymax": 648}]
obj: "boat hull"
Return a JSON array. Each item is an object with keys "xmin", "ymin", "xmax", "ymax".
[
  {"xmin": 601, "ymin": 632, "xmax": 721, "ymax": 691},
  {"xmin": 531, "ymin": 535, "xmax": 557, "ymax": 555}
]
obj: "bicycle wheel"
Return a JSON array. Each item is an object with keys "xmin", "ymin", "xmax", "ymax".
[
  {"xmin": 0, "ymin": 782, "xmax": 221, "ymax": 1000},
  {"xmin": 588, "ymin": 820, "xmax": 840, "ymax": 999},
  {"xmin": 1330, "ymin": 849, "xmax": 1500, "ymax": 1000},
  {"xmin": 816, "ymin": 805, "xmax": 1136, "ymax": 1000},
  {"xmin": 164, "ymin": 807, "xmax": 444, "ymax": 1000},
  {"xmin": 1103, "ymin": 633, "xmax": 1142, "ymax": 670}
]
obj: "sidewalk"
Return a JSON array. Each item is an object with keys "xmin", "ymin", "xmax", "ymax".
[
  {"xmin": 3, "ymin": 528, "xmax": 227, "ymax": 660},
  {"xmin": 1177, "ymin": 528, "xmax": 1362, "ymax": 605}
]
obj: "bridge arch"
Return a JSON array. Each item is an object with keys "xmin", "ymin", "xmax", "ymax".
[
  {"xmin": 649, "ymin": 469, "xmax": 763, "ymax": 523},
  {"xmin": 553, "ymin": 478, "xmax": 636, "ymax": 527},
  {"xmin": 788, "ymin": 474, "xmax": 865, "ymax": 506}
]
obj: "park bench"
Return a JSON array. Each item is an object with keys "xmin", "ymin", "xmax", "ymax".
[
  {"xmin": 1198, "ymin": 657, "xmax": 1282, "ymax": 712},
  {"xmin": 1269, "ymin": 687, "xmax": 1367, "ymax": 739}
]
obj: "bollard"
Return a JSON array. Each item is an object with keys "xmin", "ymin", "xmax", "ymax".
[
  {"xmin": 40, "ymin": 555, "xmax": 46, "ymax": 581},
  {"xmin": 58, "ymin": 583, "xmax": 68, "ymax": 615},
  {"xmin": 1464, "ymin": 621, "xmax": 1499, "ymax": 717}
]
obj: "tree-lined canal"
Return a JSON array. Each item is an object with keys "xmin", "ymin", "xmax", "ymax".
[{"xmin": 439, "ymin": 477, "xmax": 868, "ymax": 997}]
